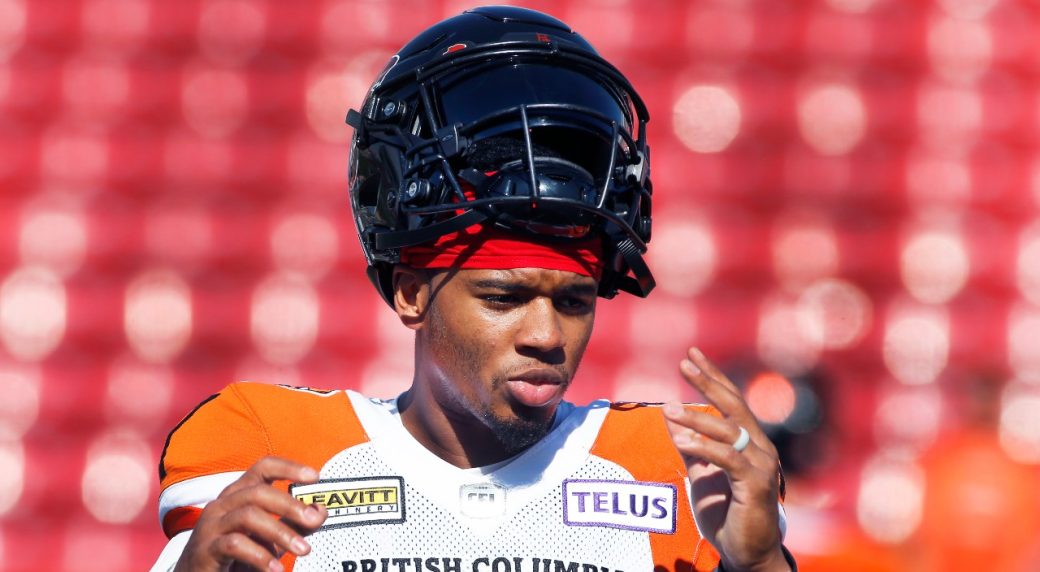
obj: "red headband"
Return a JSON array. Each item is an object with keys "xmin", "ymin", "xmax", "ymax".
[{"xmin": 400, "ymin": 221, "xmax": 604, "ymax": 278}]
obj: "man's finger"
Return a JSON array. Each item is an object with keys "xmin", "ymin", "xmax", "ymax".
[
  {"xmin": 213, "ymin": 532, "xmax": 289, "ymax": 572},
  {"xmin": 218, "ymin": 505, "xmax": 315, "ymax": 559},
  {"xmin": 679, "ymin": 359, "xmax": 752, "ymax": 419},
  {"xmin": 662, "ymin": 404, "xmax": 744, "ymax": 448},
  {"xmin": 670, "ymin": 428, "xmax": 756, "ymax": 477},
  {"xmin": 220, "ymin": 483, "xmax": 327, "ymax": 532},
  {"xmin": 211, "ymin": 531, "xmax": 285, "ymax": 572},
  {"xmin": 662, "ymin": 403, "xmax": 775, "ymax": 458},
  {"xmin": 677, "ymin": 358, "xmax": 774, "ymax": 447},
  {"xmin": 220, "ymin": 456, "xmax": 319, "ymax": 497},
  {"xmin": 687, "ymin": 347, "xmax": 742, "ymax": 395}
]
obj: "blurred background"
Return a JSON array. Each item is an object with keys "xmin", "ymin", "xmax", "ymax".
[{"xmin": 1, "ymin": 0, "xmax": 1039, "ymax": 570}]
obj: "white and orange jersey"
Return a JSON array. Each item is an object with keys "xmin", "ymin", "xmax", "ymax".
[{"xmin": 151, "ymin": 381, "xmax": 763, "ymax": 572}]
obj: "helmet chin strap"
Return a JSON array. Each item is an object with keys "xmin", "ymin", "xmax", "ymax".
[{"xmin": 604, "ymin": 232, "xmax": 655, "ymax": 298}]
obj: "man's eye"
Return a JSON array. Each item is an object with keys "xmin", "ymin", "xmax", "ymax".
[
  {"xmin": 483, "ymin": 294, "xmax": 520, "ymax": 305},
  {"xmin": 558, "ymin": 297, "xmax": 593, "ymax": 312}
]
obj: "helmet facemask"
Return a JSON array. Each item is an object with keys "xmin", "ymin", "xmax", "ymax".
[{"xmin": 349, "ymin": 39, "xmax": 655, "ymax": 303}]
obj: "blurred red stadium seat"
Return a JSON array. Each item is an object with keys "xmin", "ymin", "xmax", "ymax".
[
  {"xmin": 0, "ymin": 54, "xmax": 62, "ymax": 124},
  {"xmin": 145, "ymin": 0, "xmax": 202, "ymax": 57},
  {"xmin": 0, "ymin": 126, "xmax": 39, "ymax": 193},
  {"xmin": 20, "ymin": 0, "xmax": 82, "ymax": 55}
]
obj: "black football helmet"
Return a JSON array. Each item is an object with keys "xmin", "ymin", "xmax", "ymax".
[{"xmin": 346, "ymin": 6, "xmax": 655, "ymax": 305}]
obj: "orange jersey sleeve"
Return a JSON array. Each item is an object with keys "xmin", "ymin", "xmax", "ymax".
[{"xmin": 157, "ymin": 382, "xmax": 369, "ymax": 539}]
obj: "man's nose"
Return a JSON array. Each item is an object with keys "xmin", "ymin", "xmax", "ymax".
[{"xmin": 515, "ymin": 297, "xmax": 565, "ymax": 354}]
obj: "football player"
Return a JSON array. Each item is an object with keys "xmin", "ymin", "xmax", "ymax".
[{"xmin": 152, "ymin": 7, "xmax": 795, "ymax": 572}]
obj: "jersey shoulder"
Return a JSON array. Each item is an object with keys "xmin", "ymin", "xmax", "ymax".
[
  {"xmin": 159, "ymin": 382, "xmax": 368, "ymax": 490},
  {"xmin": 590, "ymin": 401, "xmax": 718, "ymax": 481},
  {"xmin": 589, "ymin": 402, "xmax": 723, "ymax": 570}
]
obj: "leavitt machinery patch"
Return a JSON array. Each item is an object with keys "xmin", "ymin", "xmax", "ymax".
[{"xmin": 292, "ymin": 476, "xmax": 405, "ymax": 528}]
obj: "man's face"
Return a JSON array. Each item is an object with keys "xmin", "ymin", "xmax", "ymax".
[{"xmin": 418, "ymin": 267, "xmax": 598, "ymax": 454}]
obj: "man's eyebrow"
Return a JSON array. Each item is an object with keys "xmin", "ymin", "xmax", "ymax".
[
  {"xmin": 470, "ymin": 278, "xmax": 597, "ymax": 296},
  {"xmin": 560, "ymin": 283, "xmax": 598, "ymax": 296},
  {"xmin": 471, "ymin": 278, "xmax": 524, "ymax": 291}
]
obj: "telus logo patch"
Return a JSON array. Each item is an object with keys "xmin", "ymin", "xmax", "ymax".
[{"xmin": 562, "ymin": 479, "xmax": 676, "ymax": 534}]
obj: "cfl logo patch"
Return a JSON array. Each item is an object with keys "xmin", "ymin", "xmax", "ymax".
[{"xmin": 459, "ymin": 482, "xmax": 506, "ymax": 518}]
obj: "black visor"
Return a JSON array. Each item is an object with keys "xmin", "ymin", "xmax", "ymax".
[{"xmin": 435, "ymin": 63, "xmax": 632, "ymax": 137}]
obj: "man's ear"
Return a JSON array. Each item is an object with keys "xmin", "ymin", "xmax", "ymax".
[{"xmin": 392, "ymin": 265, "xmax": 429, "ymax": 330}]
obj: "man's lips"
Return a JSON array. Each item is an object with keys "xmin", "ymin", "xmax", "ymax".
[{"xmin": 505, "ymin": 369, "xmax": 566, "ymax": 408}]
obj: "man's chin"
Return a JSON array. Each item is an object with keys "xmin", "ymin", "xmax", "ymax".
[{"xmin": 482, "ymin": 411, "xmax": 553, "ymax": 456}]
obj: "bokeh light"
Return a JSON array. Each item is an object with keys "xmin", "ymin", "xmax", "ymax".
[
  {"xmin": 857, "ymin": 453, "xmax": 925, "ymax": 544},
  {"xmin": 0, "ymin": 440, "xmax": 23, "ymax": 516},
  {"xmin": 797, "ymin": 278, "xmax": 873, "ymax": 350},
  {"xmin": 306, "ymin": 58, "xmax": 375, "ymax": 143},
  {"xmin": 825, "ymin": 0, "xmax": 882, "ymax": 13},
  {"xmin": 758, "ymin": 294, "xmax": 821, "ymax": 375},
  {"xmin": 0, "ymin": 365, "xmax": 40, "ymax": 439},
  {"xmin": 917, "ymin": 82, "xmax": 982, "ymax": 142},
  {"xmin": 927, "ymin": 17, "xmax": 993, "ymax": 84},
  {"xmin": 0, "ymin": 0, "xmax": 26, "ymax": 61},
  {"xmin": 0, "ymin": 267, "xmax": 67, "ymax": 362},
  {"xmin": 797, "ymin": 83, "xmax": 868, "ymax": 156},
  {"xmin": 1007, "ymin": 303, "xmax": 1040, "ymax": 380},
  {"xmin": 124, "ymin": 269, "xmax": 193, "ymax": 363},
  {"xmin": 250, "ymin": 273, "xmax": 320, "ymax": 365},
  {"xmin": 999, "ymin": 382, "xmax": 1040, "ymax": 464},
  {"xmin": 627, "ymin": 295, "xmax": 697, "ymax": 360},
  {"xmin": 181, "ymin": 66, "xmax": 249, "ymax": 139},
  {"xmin": 645, "ymin": 215, "xmax": 717, "ymax": 297},
  {"xmin": 18, "ymin": 202, "xmax": 88, "ymax": 277},
  {"xmin": 874, "ymin": 384, "xmax": 942, "ymax": 449},
  {"xmin": 1015, "ymin": 221, "xmax": 1040, "ymax": 306},
  {"xmin": 105, "ymin": 356, "xmax": 174, "ymax": 429},
  {"xmin": 771, "ymin": 212, "xmax": 840, "ymax": 292},
  {"xmin": 937, "ymin": 0, "xmax": 999, "ymax": 20},
  {"xmin": 672, "ymin": 85, "xmax": 742, "ymax": 154},
  {"xmin": 321, "ymin": 0, "xmax": 393, "ymax": 54},
  {"xmin": 900, "ymin": 228, "xmax": 970, "ymax": 304},
  {"xmin": 883, "ymin": 305, "xmax": 950, "ymax": 385},
  {"xmin": 745, "ymin": 372, "xmax": 797, "ymax": 426},
  {"xmin": 270, "ymin": 211, "xmax": 340, "ymax": 281},
  {"xmin": 81, "ymin": 433, "xmax": 152, "ymax": 524}
]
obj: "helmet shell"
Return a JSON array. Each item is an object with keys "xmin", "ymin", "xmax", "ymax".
[{"xmin": 347, "ymin": 6, "xmax": 654, "ymax": 304}]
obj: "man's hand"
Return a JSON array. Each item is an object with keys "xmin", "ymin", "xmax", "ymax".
[
  {"xmin": 174, "ymin": 456, "xmax": 328, "ymax": 572},
  {"xmin": 662, "ymin": 348, "xmax": 790, "ymax": 572}
]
